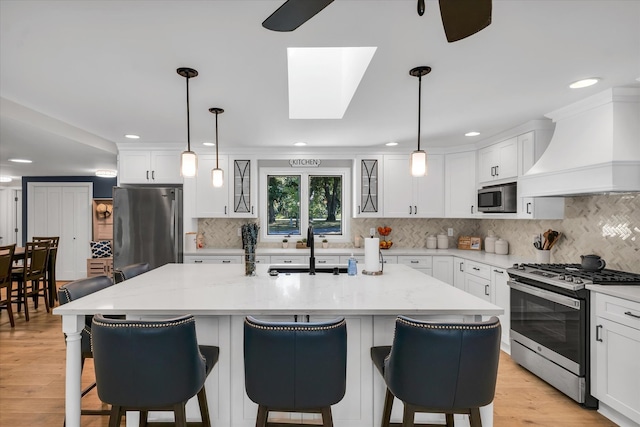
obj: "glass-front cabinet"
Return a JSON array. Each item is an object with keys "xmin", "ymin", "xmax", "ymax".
[
  {"xmin": 230, "ymin": 158, "xmax": 255, "ymax": 217},
  {"xmin": 354, "ymin": 155, "xmax": 383, "ymax": 218}
]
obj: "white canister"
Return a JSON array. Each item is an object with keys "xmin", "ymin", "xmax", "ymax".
[
  {"xmin": 485, "ymin": 231, "xmax": 497, "ymax": 253},
  {"xmin": 495, "ymin": 238, "xmax": 509, "ymax": 255},
  {"xmin": 437, "ymin": 234, "xmax": 449, "ymax": 249},
  {"xmin": 185, "ymin": 232, "xmax": 197, "ymax": 253},
  {"xmin": 426, "ymin": 235, "xmax": 437, "ymax": 249}
]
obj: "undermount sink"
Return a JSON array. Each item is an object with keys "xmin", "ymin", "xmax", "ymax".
[{"xmin": 267, "ymin": 264, "xmax": 348, "ymax": 275}]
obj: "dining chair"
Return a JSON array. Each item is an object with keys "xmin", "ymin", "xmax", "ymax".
[
  {"xmin": 32, "ymin": 236, "xmax": 60, "ymax": 306},
  {"xmin": 113, "ymin": 262, "xmax": 150, "ymax": 283},
  {"xmin": 11, "ymin": 241, "xmax": 50, "ymax": 321},
  {"xmin": 243, "ymin": 316, "xmax": 347, "ymax": 427},
  {"xmin": 91, "ymin": 314, "xmax": 219, "ymax": 427},
  {"xmin": 0, "ymin": 244, "xmax": 17, "ymax": 327},
  {"xmin": 370, "ymin": 316, "xmax": 501, "ymax": 427},
  {"xmin": 58, "ymin": 275, "xmax": 116, "ymax": 424}
]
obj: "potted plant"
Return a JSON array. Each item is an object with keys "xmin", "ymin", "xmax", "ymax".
[
  {"xmin": 322, "ymin": 239, "xmax": 329, "ymax": 249},
  {"xmin": 282, "ymin": 238, "xmax": 288, "ymax": 249},
  {"xmin": 296, "ymin": 239, "xmax": 307, "ymax": 249}
]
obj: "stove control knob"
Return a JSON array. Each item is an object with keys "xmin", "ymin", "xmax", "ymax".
[
  {"xmin": 512, "ymin": 263, "xmax": 519, "ymax": 269},
  {"xmin": 558, "ymin": 275, "xmax": 565, "ymax": 280},
  {"xmin": 566, "ymin": 276, "xmax": 574, "ymax": 282},
  {"xmin": 519, "ymin": 264, "xmax": 526, "ymax": 270},
  {"xmin": 574, "ymin": 278, "xmax": 583, "ymax": 284}
]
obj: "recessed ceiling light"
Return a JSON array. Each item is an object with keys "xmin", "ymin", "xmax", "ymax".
[
  {"xmin": 95, "ymin": 169, "xmax": 117, "ymax": 178},
  {"xmin": 9, "ymin": 158, "xmax": 32, "ymax": 163},
  {"xmin": 465, "ymin": 131, "xmax": 480, "ymax": 137},
  {"xmin": 203, "ymin": 142, "xmax": 215, "ymax": 146},
  {"xmin": 0, "ymin": 176, "xmax": 12, "ymax": 183},
  {"xmin": 569, "ymin": 78, "xmax": 600, "ymax": 89},
  {"xmin": 294, "ymin": 142, "xmax": 307, "ymax": 146},
  {"xmin": 385, "ymin": 142, "xmax": 398, "ymax": 146},
  {"xmin": 125, "ymin": 134, "xmax": 140, "ymax": 139}
]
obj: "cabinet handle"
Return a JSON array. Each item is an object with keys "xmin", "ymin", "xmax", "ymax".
[
  {"xmin": 284, "ymin": 260, "xmax": 292, "ymax": 263},
  {"xmin": 491, "ymin": 166, "xmax": 495, "ymax": 177},
  {"xmin": 494, "ymin": 269, "xmax": 504, "ymax": 274},
  {"xmin": 194, "ymin": 260, "xmax": 203, "ymax": 263},
  {"xmin": 485, "ymin": 284, "xmax": 490, "ymax": 296},
  {"xmin": 473, "ymin": 267, "xmax": 480, "ymax": 271},
  {"xmin": 625, "ymin": 311, "xmax": 640, "ymax": 319},
  {"xmin": 409, "ymin": 206, "xmax": 412, "ymax": 215},
  {"xmin": 459, "ymin": 262, "xmax": 464, "ymax": 272},
  {"xmin": 410, "ymin": 260, "xmax": 419, "ymax": 264},
  {"xmin": 318, "ymin": 260, "xmax": 327, "ymax": 264},
  {"xmin": 251, "ymin": 206, "xmax": 254, "ymax": 215},
  {"xmin": 224, "ymin": 206, "xmax": 227, "ymax": 215},
  {"xmin": 471, "ymin": 205, "xmax": 474, "ymax": 214},
  {"xmin": 526, "ymin": 202, "xmax": 532, "ymax": 214},
  {"xmin": 306, "ymin": 315, "xmax": 310, "ymax": 322},
  {"xmin": 596, "ymin": 324, "xmax": 603, "ymax": 342},
  {"xmin": 222, "ymin": 260, "xmax": 231, "ymax": 263},
  {"xmin": 146, "ymin": 170, "xmax": 149, "ymax": 180},
  {"xmin": 414, "ymin": 205, "xmax": 417, "ymax": 215},
  {"xmin": 358, "ymin": 205, "xmax": 361, "ymax": 214},
  {"xmin": 495, "ymin": 165, "xmax": 499, "ymax": 176},
  {"xmin": 152, "ymin": 170, "xmax": 155, "ymax": 180}
]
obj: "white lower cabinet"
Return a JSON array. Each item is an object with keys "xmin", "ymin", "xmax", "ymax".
[
  {"xmin": 491, "ymin": 267, "xmax": 510, "ymax": 351},
  {"xmin": 453, "ymin": 257, "xmax": 466, "ymax": 290},
  {"xmin": 591, "ymin": 292, "xmax": 640, "ymax": 425},
  {"xmin": 398, "ymin": 255, "xmax": 432, "ymax": 276},
  {"xmin": 432, "ymin": 256, "xmax": 453, "ymax": 285},
  {"xmin": 464, "ymin": 261, "xmax": 492, "ymax": 302}
]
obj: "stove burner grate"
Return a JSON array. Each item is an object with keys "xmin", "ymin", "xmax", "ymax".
[{"xmin": 522, "ymin": 263, "xmax": 640, "ymax": 285}]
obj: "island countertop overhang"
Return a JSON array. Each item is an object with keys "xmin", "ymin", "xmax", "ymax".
[{"xmin": 53, "ymin": 263, "xmax": 503, "ymax": 317}]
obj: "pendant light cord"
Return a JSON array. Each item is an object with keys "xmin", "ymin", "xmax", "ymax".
[
  {"xmin": 215, "ymin": 112, "xmax": 219, "ymax": 169},
  {"xmin": 417, "ymin": 74, "xmax": 422, "ymax": 152},
  {"xmin": 186, "ymin": 76, "xmax": 191, "ymax": 152}
]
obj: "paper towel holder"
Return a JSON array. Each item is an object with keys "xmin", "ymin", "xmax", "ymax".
[{"xmin": 362, "ymin": 250, "xmax": 384, "ymax": 275}]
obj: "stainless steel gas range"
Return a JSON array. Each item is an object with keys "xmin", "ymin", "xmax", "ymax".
[{"xmin": 507, "ymin": 263, "xmax": 640, "ymax": 409}]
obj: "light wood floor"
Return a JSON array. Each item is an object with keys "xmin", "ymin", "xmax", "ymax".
[{"xmin": 0, "ymin": 287, "xmax": 616, "ymax": 427}]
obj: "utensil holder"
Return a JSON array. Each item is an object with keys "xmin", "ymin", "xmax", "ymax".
[{"xmin": 535, "ymin": 249, "xmax": 551, "ymax": 264}]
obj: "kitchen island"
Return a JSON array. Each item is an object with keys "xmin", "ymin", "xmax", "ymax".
[{"xmin": 54, "ymin": 263, "xmax": 503, "ymax": 427}]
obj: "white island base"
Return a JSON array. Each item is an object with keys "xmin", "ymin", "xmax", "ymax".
[{"xmin": 54, "ymin": 263, "xmax": 502, "ymax": 427}]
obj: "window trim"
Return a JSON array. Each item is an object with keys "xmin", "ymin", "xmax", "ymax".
[{"xmin": 259, "ymin": 167, "xmax": 351, "ymax": 243}]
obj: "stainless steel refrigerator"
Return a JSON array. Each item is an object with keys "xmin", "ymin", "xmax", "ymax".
[{"xmin": 113, "ymin": 186, "xmax": 183, "ymax": 271}]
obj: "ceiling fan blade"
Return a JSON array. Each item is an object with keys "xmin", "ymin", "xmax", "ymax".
[
  {"xmin": 439, "ymin": 0, "xmax": 492, "ymax": 42},
  {"xmin": 262, "ymin": 0, "xmax": 334, "ymax": 32}
]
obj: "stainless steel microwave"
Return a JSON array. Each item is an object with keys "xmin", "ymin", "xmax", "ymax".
[{"xmin": 477, "ymin": 183, "xmax": 517, "ymax": 213}]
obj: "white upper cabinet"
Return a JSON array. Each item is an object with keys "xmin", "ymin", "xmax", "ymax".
[
  {"xmin": 195, "ymin": 154, "xmax": 229, "ymax": 217},
  {"xmin": 383, "ymin": 154, "xmax": 443, "ymax": 218},
  {"xmin": 354, "ymin": 156, "xmax": 383, "ymax": 218},
  {"xmin": 118, "ymin": 150, "xmax": 183, "ymax": 184},
  {"xmin": 229, "ymin": 156, "xmax": 257, "ymax": 218},
  {"xmin": 478, "ymin": 137, "xmax": 518, "ymax": 184},
  {"xmin": 445, "ymin": 151, "xmax": 478, "ymax": 218},
  {"xmin": 517, "ymin": 131, "xmax": 564, "ymax": 219}
]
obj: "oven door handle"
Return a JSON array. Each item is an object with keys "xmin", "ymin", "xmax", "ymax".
[{"xmin": 508, "ymin": 280, "xmax": 581, "ymax": 310}]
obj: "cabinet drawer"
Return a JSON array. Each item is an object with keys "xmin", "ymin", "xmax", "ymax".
[
  {"xmin": 254, "ymin": 256, "xmax": 270, "ymax": 264},
  {"xmin": 398, "ymin": 256, "xmax": 432, "ymax": 269},
  {"xmin": 270, "ymin": 255, "xmax": 306, "ymax": 264},
  {"xmin": 185, "ymin": 256, "xmax": 242, "ymax": 264},
  {"xmin": 595, "ymin": 293, "xmax": 640, "ymax": 330},
  {"xmin": 316, "ymin": 255, "xmax": 341, "ymax": 265},
  {"xmin": 465, "ymin": 260, "xmax": 491, "ymax": 280}
]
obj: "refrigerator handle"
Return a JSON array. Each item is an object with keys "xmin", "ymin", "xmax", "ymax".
[{"xmin": 171, "ymin": 198, "xmax": 178, "ymax": 263}]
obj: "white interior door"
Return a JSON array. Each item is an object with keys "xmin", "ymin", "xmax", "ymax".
[{"xmin": 27, "ymin": 183, "xmax": 92, "ymax": 280}]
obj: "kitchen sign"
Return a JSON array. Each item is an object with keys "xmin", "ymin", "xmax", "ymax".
[{"xmin": 289, "ymin": 159, "xmax": 321, "ymax": 167}]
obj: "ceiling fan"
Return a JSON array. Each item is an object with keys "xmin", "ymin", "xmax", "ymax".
[{"xmin": 262, "ymin": 0, "xmax": 492, "ymax": 43}]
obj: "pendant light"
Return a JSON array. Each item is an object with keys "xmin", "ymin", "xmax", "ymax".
[
  {"xmin": 177, "ymin": 67, "xmax": 198, "ymax": 177},
  {"xmin": 209, "ymin": 107, "xmax": 225, "ymax": 187},
  {"xmin": 409, "ymin": 66, "xmax": 431, "ymax": 177}
]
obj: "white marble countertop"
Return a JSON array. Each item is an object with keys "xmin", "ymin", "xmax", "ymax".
[
  {"xmin": 586, "ymin": 284, "xmax": 640, "ymax": 303},
  {"xmin": 53, "ymin": 263, "xmax": 503, "ymax": 317},
  {"xmin": 185, "ymin": 247, "xmax": 530, "ymax": 269}
]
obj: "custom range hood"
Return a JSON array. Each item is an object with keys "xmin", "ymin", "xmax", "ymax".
[{"xmin": 519, "ymin": 87, "xmax": 640, "ymax": 197}]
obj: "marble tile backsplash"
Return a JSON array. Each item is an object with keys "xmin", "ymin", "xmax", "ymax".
[{"xmin": 197, "ymin": 193, "xmax": 639, "ymax": 273}]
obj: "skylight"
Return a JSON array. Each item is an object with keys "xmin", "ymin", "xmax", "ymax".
[{"xmin": 287, "ymin": 47, "xmax": 377, "ymax": 119}]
